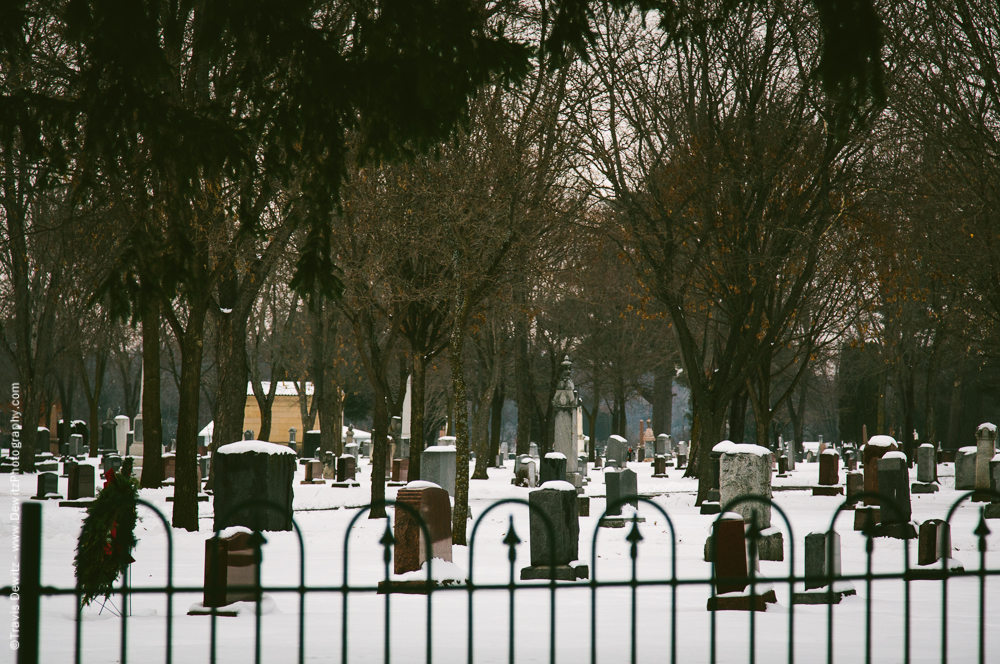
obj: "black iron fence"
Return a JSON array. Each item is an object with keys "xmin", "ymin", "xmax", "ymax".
[{"xmin": 4, "ymin": 490, "xmax": 1000, "ymax": 664}]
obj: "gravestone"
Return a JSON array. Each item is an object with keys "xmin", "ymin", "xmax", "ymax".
[
  {"xmin": 845, "ymin": 471, "xmax": 863, "ymax": 509},
  {"xmin": 605, "ymin": 435, "xmax": 628, "ymax": 467},
  {"xmin": 304, "ymin": 430, "xmax": 321, "ymax": 459},
  {"xmin": 706, "ymin": 513, "xmax": 777, "ymax": 611},
  {"xmin": 61, "ymin": 457, "xmax": 77, "ymax": 478},
  {"xmin": 541, "ymin": 453, "xmax": 567, "ymax": 484},
  {"xmin": 956, "ymin": 447, "xmax": 978, "ymax": 490},
  {"xmin": 641, "ymin": 420, "xmax": 655, "ymax": 460},
  {"xmin": 421, "ymin": 445, "xmax": 457, "ymax": 497},
  {"xmin": 300, "ymin": 460, "xmax": 324, "ymax": 484},
  {"xmin": 778, "ymin": 456, "xmax": 789, "ymax": 476},
  {"xmin": 71, "ymin": 421, "xmax": 89, "ymax": 451},
  {"xmin": 917, "ymin": 519, "xmax": 952, "ymax": 567},
  {"xmin": 578, "ymin": 455, "xmax": 589, "ymax": 477},
  {"xmin": 67, "ymin": 463, "xmax": 96, "ymax": 500},
  {"xmin": 114, "ymin": 415, "xmax": 130, "ymax": 455},
  {"xmin": 213, "ymin": 441, "xmax": 296, "ymax": 532},
  {"xmin": 391, "ymin": 458, "xmax": 409, "ymax": 483},
  {"xmin": 322, "ymin": 451, "xmax": 336, "ymax": 480},
  {"xmin": 335, "ymin": 455, "xmax": 357, "ymax": 483},
  {"xmin": 719, "ymin": 444, "xmax": 781, "ymax": 560},
  {"xmin": 602, "ymin": 468, "xmax": 641, "ymax": 526},
  {"xmin": 912, "ymin": 443, "xmax": 939, "ymax": 493},
  {"xmin": 133, "ymin": 415, "xmax": 143, "ymax": 445},
  {"xmin": 813, "ymin": 450, "xmax": 843, "ymax": 495},
  {"xmin": 986, "ymin": 459, "xmax": 1000, "ymax": 519},
  {"xmin": 32, "ymin": 472, "xmax": 61, "ymax": 499},
  {"xmin": 520, "ymin": 481, "xmax": 588, "ymax": 580},
  {"xmin": 677, "ymin": 440, "xmax": 688, "ymax": 468},
  {"xmin": 68, "ymin": 433, "xmax": 84, "ymax": 458},
  {"xmin": 529, "ymin": 442, "xmax": 539, "ymax": 458},
  {"xmin": 861, "ymin": 435, "xmax": 897, "ymax": 529},
  {"xmin": 974, "ymin": 423, "xmax": 997, "ymax": 500},
  {"xmin": 36, "ymin": 427, "xmax": 52, "ymax": 455},
  {"xmin": 101, "ymin": 454, "xmax": 122, "ymax": 473},
  {"xmin": 653, "ymin": 455, "xmax": 668, "ymax": 478},
  {"xmin": 792, "ymin": 531, "xmax": 854, "ymax": 604},
  {"xmin": 393, "ymin": 482, "xmax": 453, "ymax": 574},
  {"xmin": 201, "ymin": 528, "xmax": 259, "ymax": 609},
  {"xmin": 655, "ymin": 434, "xmax": 669, "ymax": 457},
  {"xmin": 344, "ymin": 442, "xmax": 359, "ymax": 463},
  {"xmin": 876, "ymin": 452, "xmax": 915, "ymax": 538},
  {"xmin": 162, "ymin": 453, "xmax": 176, "ymax": 480}
]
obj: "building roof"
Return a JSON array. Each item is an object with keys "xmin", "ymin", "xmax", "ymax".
[{"xmin": 246, "ymin": 381, "xmax": 314, "ymax": 396}]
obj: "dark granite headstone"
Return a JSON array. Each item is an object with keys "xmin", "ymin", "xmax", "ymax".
[
  {"xmin": 540, "ymin": 454, "xmax": 567, "ymax": 484},
  {"xmin": 303, "ymin": 430, "xmax": 321, "ymax": 459},
  {"xmin": 393, "ymin": 484, "xmax": 452, "ymax": 574},
  {"xmin": 653, "ymin": 456, "xmax": 667, "ymax": 476},
  {"xmin": 163, "ymin": 454, "xmax": 176, "ymax": 480},
  {"xmin": 778, "ymin": 456, "xmax": 788, "ymax": 475},
  {"xmin": 521, "ymin": 483, "xmax": 587, "ymax": 580},
  {"xmin": 336, "ymin": 455, "xmax": 357, "ymax": 482},
  {"xmin": 35, "ymin": 472, "xmax": 58, "ymax": 498},
  {"xmin": 918, "ymin": 519, "xmax": 951, "ymax": 566},
  {"xmin": 213, "ymin": 442, "xmax": 296, "ymax": 532},
  {"xmin": 804, "ymin": 531, "xmax": 841, "ymax": 590},
  {"xmin": 877, "ymin": 453, "xmax": 912, "ymax": 529},
  {"xmin": 863, "ymin": 437, "xmax": 897, "ymax": 507},
  {"xmin": 68, "ymin": 464, "xmax": 96, "ymax": 500}
]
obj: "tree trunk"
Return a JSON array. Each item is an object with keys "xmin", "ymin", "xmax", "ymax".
[
  {"xmin": 514, "ymin": 312, "xmax": 532, "ymax": 456},
  {"xmin": 587, "ymin": 380, "xmax": 600, "ymax": 462},
  {"xmin": 370, "ymin": 390, "xmax": 389, "ymax": 519},
  {"xmin": 316, "ymin": 303, "xmax": 343, "ymax": 460},
  {"xmin": 728, "ymin": 388, "xmax": 748, "ymax": 443},
  {"xmin": 81, "ymin": 351, "xmax": 107, "ymax": 458},
  {"xmin": 489, "ymin": 384, "xmax": 504, "ymax": 466},
  {"xmin": 450, "ymin": 310, "xmax": 471, "ymax": 545},
  {"xmin": 408, "ymin": 351, "xmax": 428, "ymax": 480},
  {"xmin": 171, "ymin": 304, "xmax": 208, "ymax": 532},
  {"xmin": 211, "ymin": 287, "xmax": 249, "ymax": 464},
  {"xmin": 652, "ymin": 369, "xmax": 672, "ymax": 436},
  {"xmin": 140, "ymin": 296, "xmax": 163, "ymax": 488},
  {"xmin": 692, "ymin": 401, "xmax": 725, "ymax": 505}
]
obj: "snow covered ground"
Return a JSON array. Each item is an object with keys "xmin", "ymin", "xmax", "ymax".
[{"xmin": 2, "ymin": 456, "xmax": 998, "ymax": 663}]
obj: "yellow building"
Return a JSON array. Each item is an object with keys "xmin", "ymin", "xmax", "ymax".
[{"xmin": 243, "ymin": 381, "xmax": 313, "ymax": 444}]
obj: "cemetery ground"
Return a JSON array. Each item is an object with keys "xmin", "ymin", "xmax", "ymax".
[{"xmin": 2, "ymin": 457, "xmax": 1000, "ymax": 663}]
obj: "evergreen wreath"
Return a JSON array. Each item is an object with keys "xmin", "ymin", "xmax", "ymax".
[{"xmin": 74, "ymin": 457, "xmax": 140, "ymax": 606}]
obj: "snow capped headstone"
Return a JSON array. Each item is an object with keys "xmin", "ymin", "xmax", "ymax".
[
  {"xmin": 912, "ymin": 443, "xmax": 939, "ymax": 493},
  {"xmin": 520, "ymin": 482, "xmax": 588, "ymax": 580},
  {"xmin": 706, "ymin": 513, "xmax": 777, "ymax": 611},
  {"xmin": 68, "ymin": 433, "xmax": 84, "ymax": 458},
  {"xmin": 540, "ymin": 453, "xmax": 567, "ymax": 484},
  {"xmin": 605, "ymin": 435, "xmax": 628, "ymax": 467},
  {"xmin": 653, "ymin": 455, "xmax": 668, "ymax": 477},
  {"xmin": 336, "ymin": 455, "xmax": 357, "ymax": 483},
  {"xmin": 862, "ymin": 436, "xmax": 897, "ymax": 519},
  {"xmin": 393, "ymin": 483, "xmax": 452, "ymax": 575},
  {"xmin": 213, "ymin": 440, "xmax": 296, "ymax": 532},
  {"xmin": 656, "ymin": 434, "xmax": 669, "ymax": 457},
  {"xmin": 304, "ymin": 430, "xmax": 321, "ymax": 459},
  {"xmin": 876, "ymin": 454, "xmax": 915, "ymax": 538},
  {"xmin": 975, "ymin": 423, "xmax": 997, "ymax": 498},
  {"xmin": 918, "ymin": 519, "xmax": 952, "ymax": 567},
  {"xmin": 720, "ymin": 444, "xmax": 782, "ymax": 560},
  {"xmin": 421, "ymin": 445, "xmax": 457, "ymax": 497},
  {"xmin": 814, "ymin": 449, "xmax": 842, "ymax": 495},
  {"xmin": 201, "ymin": 529, "xmax": 259, "ymax": 609},
  {"xmin": 113, "ymin": 416, "xmax": 129, "ymax": 456},
  {"xmin": 956, "ymin": 447, "xmax": 977, "ymax": 490}
]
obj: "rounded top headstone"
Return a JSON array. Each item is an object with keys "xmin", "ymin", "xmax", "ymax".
[
  {"xmin": 866, "ymin": 435, "xmax": 897, "ymax": 448},
  {"xmin": 537, "ymin": 480, "xmax": 576, "ymax": 492},
  {"xmin": 404, "ymin": 480, "xmax": 443, "ymax": 490},
  {"xmin": 883, "ymin": 450, "xmax": 907, "ymax": 461}
]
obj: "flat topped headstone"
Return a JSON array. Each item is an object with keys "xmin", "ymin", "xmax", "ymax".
[
  {"xmin": 975, "ymin": 424, "xmax": 997, "ymax": 494},
  {"xmin": 202, "ymin": 528, "xmax": 259, "ymax": 609},
  {"xmin": 956, "ymin": 446, "xmax": 978, "ymax": 490},
  {"xmin": 213, "ymin": 440, "xmax": 296, "ymax": 532},
  {"xmin": 421, "ymin": 445, "xmax": 457, "ymax": 497},
  {"xmin": 720, "ymin": 446, "xmax": 772, "ymax": 529},
  {"xmin": 521, "ymin": 481, "xmax": 588, "ymax": 580},
  {"xmin": 917, "ymin": 443, "xmax": 937, "ymax": 483},
  {"xmin": 541, "ymin": 453, "xmax": 567, "ymax": 484},
  {"xmin": 67, "ymin": 464, "xmax": 95, "ymax": 500},
  {"xmin": 863, "ymin": 436, "xmax": 897, "ymax": 507},
  {"xmin": 877, "ymin": 455, "xmax": 913, "ymax": 536}
]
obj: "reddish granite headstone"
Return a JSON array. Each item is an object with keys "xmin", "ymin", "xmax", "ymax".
[
  {"xmin": 392, "ymin": 458, "xmax": 409, "ymax": 483},
  {"xmin": 712, "ymin": 514, "xmax": 748, "ymax": 595},
  {"xmin": 819, "ymin": 451, "xmax": 840, "ymax": 485},
  {"xmin": 653, "ymin": 456, "xmax": 667, "ymax": 475},
  {"xmin": 163, "ymin": 454, "xmax": 177, "ymax": 480},
  {"xmin": 393, "ymin": 483, "xmax": 452, "ymax": 575},
  {"xmin": 863, "ymin": 436, "xmax": 897, "ymax": 506},
  {"xmin": 204, "ymin": 530, "xmax": 258, "ymax": 607}
]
